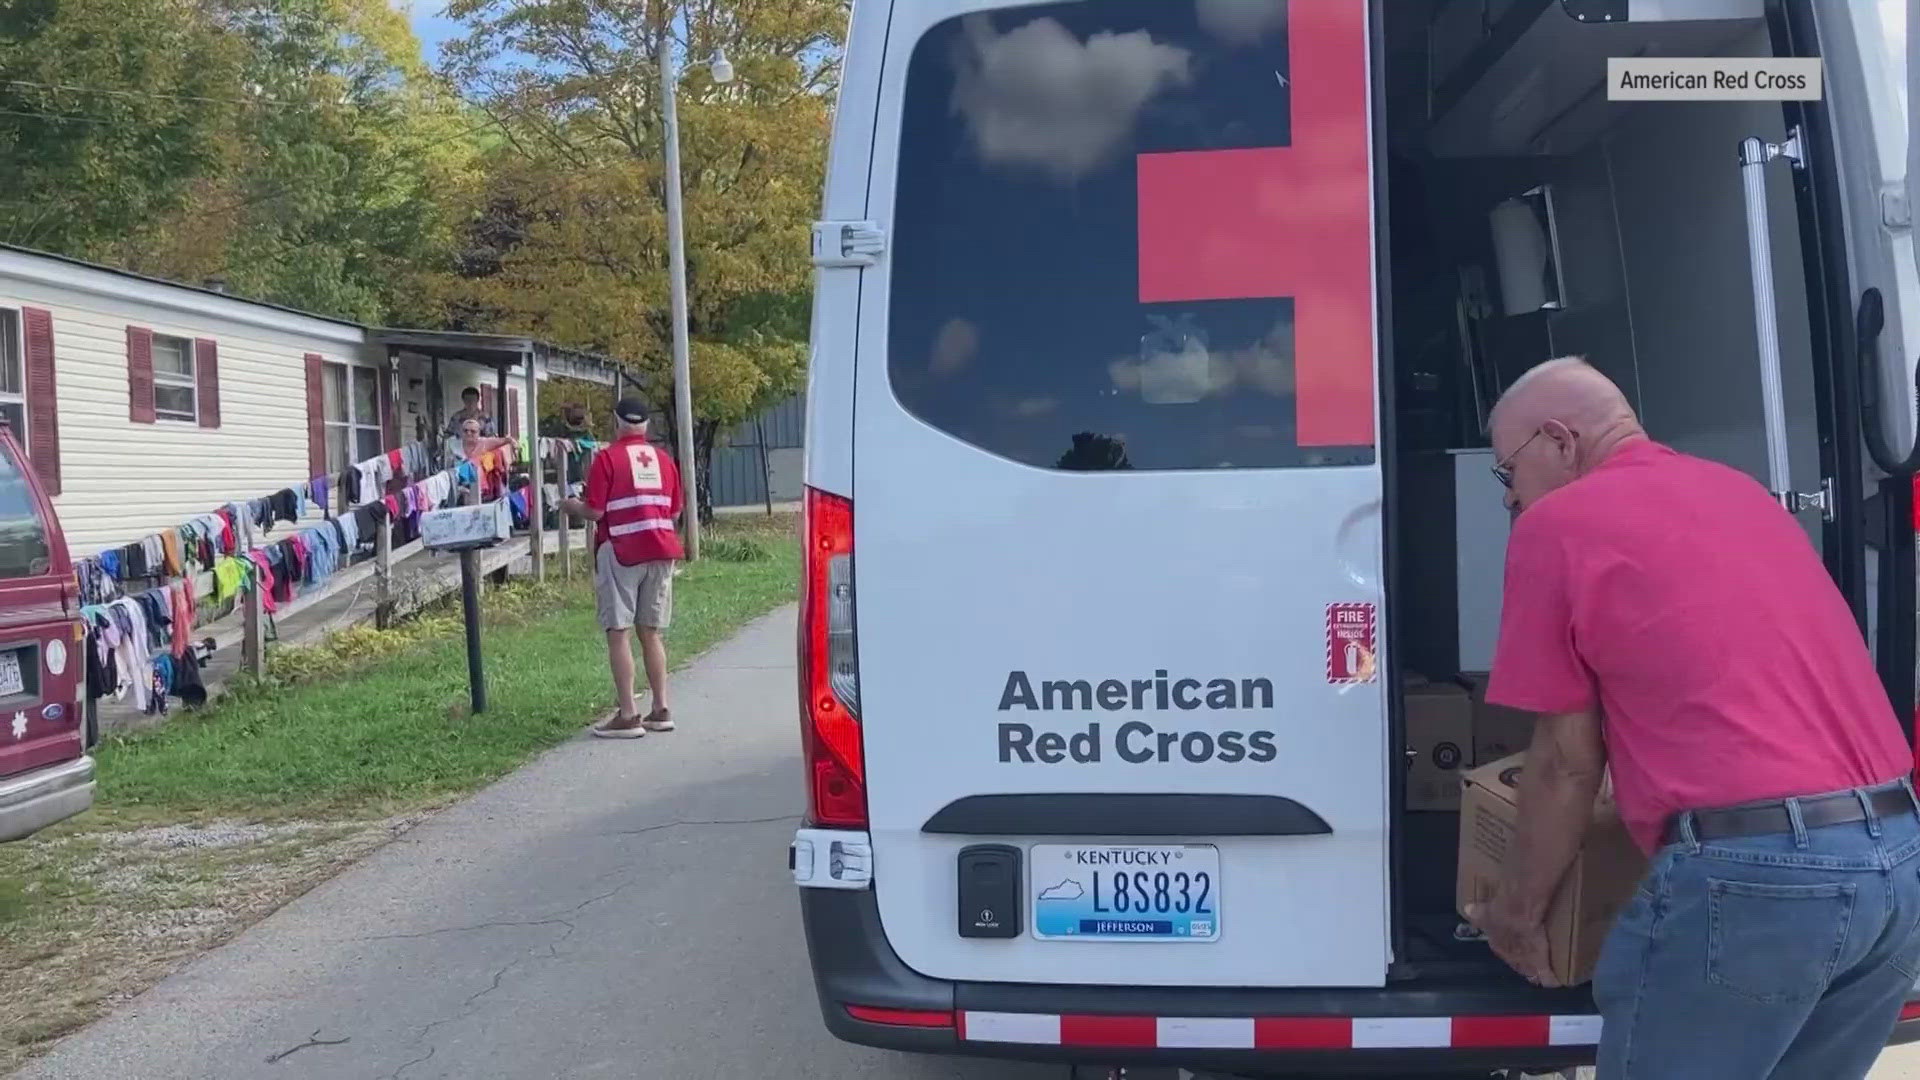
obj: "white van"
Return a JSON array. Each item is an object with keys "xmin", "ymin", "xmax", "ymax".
[{"xmin": 790, "ymin": 0, "xmax": 1920, "ymax": 1073}]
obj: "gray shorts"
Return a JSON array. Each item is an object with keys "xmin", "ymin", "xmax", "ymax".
[{"xmin": 594, "ymin": 543, "xmax": 674, "ymax": 630}]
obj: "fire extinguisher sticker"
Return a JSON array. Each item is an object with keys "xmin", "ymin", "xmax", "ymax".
[{"xmin": 1326, "ymin": 602, "xmax": 1377, "ymax": 684}]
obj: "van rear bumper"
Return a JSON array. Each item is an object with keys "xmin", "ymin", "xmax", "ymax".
[
  {"xmin": 0, "ymin": 755, "xmax": 95, "ymax": 843},
  {"xmin": 800, "ymin": 887, "xmax": 1920, "ymax": 1074}
]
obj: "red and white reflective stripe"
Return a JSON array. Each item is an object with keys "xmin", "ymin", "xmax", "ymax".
[
  {"xmin": 606, "ymin": 494, "xmax": 673, "ymax": 511},
  {"xmin": 956, "ymin": 1011, "xmax": 1602, "ymax": 1049},
  {"xmin": 608, "ymin": 518, "xmax": 675, "ymax": 537}
]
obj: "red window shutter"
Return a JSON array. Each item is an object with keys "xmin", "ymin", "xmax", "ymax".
[
  {"xmin": 508, "ymin": 387, "xmax": 520, "ymax": 438},
  {"xmin": 21, "ymin": 307, "xmax": 59, "ymax": 495},
  {"xmin": 126, "ymin": 326, "xmax": 155, "ymax": 424},
  {"xmin": 481, "ymin": 384, "xmax": 496, "ymax": 423},
  {"xmin": 194, "ymin": 338, "xmax": 220, "ymax": 428},
  {"xmin": 304, "ymin": 353, "xmax": 325, "ymax": 477}
]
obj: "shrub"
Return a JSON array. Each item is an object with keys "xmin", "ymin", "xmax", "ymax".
[{"xmin": 705, "ymin": 536, "xmax": 770, "ymax": 563}]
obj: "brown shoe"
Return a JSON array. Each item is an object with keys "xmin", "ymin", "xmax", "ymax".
[
  {"xmin": 592, "ymin": 712, "xmax": 647, "ymax": 739},
  {"xmin": 641, "ymin": 708, "xmax": 675, "ymax": 733}
]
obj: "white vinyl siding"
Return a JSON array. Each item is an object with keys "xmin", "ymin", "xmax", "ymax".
[
  {"xmin": 0, "ymin": 253, "xmax": 370, "ymax": 556},
  {"xmin": 0, "ymin": 247, "xmax": 546, "ymax": 559}
]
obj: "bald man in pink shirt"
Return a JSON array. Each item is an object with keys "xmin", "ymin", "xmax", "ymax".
[{"xmin": 1465, "ymin": 357, "xmax": 1917, "ymax": 1079}]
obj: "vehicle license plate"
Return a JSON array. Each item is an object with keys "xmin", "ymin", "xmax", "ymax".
[
  {"xmin": 0, "ymin": 651, "xmax": 25, "ymax": 697},
  {"xmin": 1031, "ymin": 844, "xmax": 1219, "ymax": 941}
]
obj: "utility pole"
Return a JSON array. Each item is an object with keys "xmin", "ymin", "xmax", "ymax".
[{"xmin": 659, "ymin": 13, "xmax": 703, "ymax": 561}]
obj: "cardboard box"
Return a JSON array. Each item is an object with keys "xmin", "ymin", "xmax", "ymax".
[
  {"xmin": 1461, "ymin": 671, "xmax": 1536, "ymax": 764},
  {"xmin": 1455, "ymin": 753, "xmax": 1647, "ymax": 986},
  {"xmin": 1404, "ymin": 681, "xmax": 1472, "ymax": 811}
]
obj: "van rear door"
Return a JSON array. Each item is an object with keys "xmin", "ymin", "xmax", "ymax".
[
  {"xmin": 0, "ymin": 428, "xmax": 79, "ymax": 783},
  {"xmin": 852, "ymin": 0, "xmax": 1389, "ymax": 987},
  {"xmin": 1797, "ymin": 0, "xmax": 1920, "ymax": 720}
]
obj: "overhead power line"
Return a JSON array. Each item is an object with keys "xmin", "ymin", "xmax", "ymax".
[{"xmin": 1, "ymin": 78, "xmax": 295, "ymax": 109}]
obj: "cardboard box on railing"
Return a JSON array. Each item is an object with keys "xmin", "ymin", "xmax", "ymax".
[
  {"xmin": 420, "ymin": 500, "xmax": 510, "ymax": 551},
  {"xmin": 1455, "ymin": 753, "xmax": 1645, "ymax": 987}
]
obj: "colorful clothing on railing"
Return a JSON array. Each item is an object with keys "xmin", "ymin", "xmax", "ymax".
[
  {"xmin": 245, "ymin": 550, "xmax": 277, "ymax": 614},
  {"xmin": 76, "ymin": 559, "xmax": 119, "ymax": 605},
  {"xmin": 211, "ymin": 556, "xmax": 246, "ymax": 603}
]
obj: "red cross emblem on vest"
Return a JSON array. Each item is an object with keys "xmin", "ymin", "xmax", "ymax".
[{"xmin": 626, "ymin": 442, "xmax": 663, "ymax": 489}]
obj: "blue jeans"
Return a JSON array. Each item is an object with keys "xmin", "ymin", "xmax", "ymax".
[{"xmin": 1594, "ymin": 780, "xmax": 1920, "ymax": 1079}]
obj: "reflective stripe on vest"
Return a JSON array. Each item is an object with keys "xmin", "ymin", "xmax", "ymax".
[
  {"xmin": 608, "ymin": 519, "xmax": 675, "ymax": 537},
  {"xmin": 607, "ymin": 494, "xmax": 673, "ymax": 511}
]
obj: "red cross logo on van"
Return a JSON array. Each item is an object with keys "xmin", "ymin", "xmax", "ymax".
[{"xmin": 1134, "ymin": 0, "xmax": 1373, "ymax": 448}]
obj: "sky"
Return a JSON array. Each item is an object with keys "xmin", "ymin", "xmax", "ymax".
[{"xmin": 398, "ymin": 0, "xmax": 463, "ymax": 66}]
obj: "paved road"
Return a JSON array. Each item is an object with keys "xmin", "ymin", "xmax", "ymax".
[{"xmin": 18, "ymin": 605, "xmax": 1920, "ymax": 1079}]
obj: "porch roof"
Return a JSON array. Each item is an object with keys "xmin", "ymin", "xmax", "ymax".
[{"xmin": 370, "ymin": 329, "xmax": 624, "ymax": 387}]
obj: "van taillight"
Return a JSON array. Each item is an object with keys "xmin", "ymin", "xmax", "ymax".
[{"xmin": 801, "ymin": 486, "xmax": 866, "ymax": 828}]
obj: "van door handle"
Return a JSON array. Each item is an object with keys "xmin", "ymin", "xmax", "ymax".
[
  {"xmin": 1856, "ymin": 288, "xmax": 1920, "ymax": 476},
  {"xmin": 1738, "ymin": 131, "xmax": 1830, "ymax": 519}
]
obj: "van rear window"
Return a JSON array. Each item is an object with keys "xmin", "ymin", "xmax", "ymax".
[{"xmin": 888, "ymin": 0, "xmax": 1375, "ymax": 472}]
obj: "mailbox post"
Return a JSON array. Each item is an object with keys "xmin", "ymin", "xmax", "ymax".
[
  {"xmin": 458, "ymin": 548, "xmax": 485, "ymax": 713},
  {"xmin": 419, "ymin": 497, "xmax": 511, "ymax": 714}
]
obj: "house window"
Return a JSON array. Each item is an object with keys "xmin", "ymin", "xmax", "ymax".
[
  {"xmin": 322, "ymin": 361, "xmax": 384, "ymax": 474},
  {"xmin": 152, "ymin": 334, "xmax": 196, "ymax": 422},
  {"xmin": 0, "ymin": 309, "xmax": 23, "ymax": 443}
]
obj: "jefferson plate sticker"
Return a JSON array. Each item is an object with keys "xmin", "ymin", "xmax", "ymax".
[{"xmin": 1327, "ymin": 602, "xmax": 1376, "ymax": 684}]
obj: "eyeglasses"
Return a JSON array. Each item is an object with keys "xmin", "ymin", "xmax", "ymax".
[{"xmin": 1491, "ymin": 429, "xmax": 1544, "ymax": 489}]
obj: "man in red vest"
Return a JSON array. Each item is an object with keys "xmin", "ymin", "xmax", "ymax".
[{"xmin": 561, "ymin": 397, "xmax": 684, "ymax": 737}]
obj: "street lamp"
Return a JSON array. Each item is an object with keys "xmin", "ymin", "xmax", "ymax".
[{"xmin": 659, "ymin": 41, "xmax": 730, "ymax": 561}]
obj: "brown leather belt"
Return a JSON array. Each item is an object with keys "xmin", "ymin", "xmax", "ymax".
[{"xmin": 1662, "ymin": 785, "xmax": 1916, "ymax": 846}]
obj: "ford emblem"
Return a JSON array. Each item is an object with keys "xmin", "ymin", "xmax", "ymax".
[{"xmin": 42, "ymin": 703, "xmax": 63, "ymax": 721}]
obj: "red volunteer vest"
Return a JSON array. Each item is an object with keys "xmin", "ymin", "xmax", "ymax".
[{"xmin": 589, "ymin": 436, "xmax": 684, "ymax": 564}]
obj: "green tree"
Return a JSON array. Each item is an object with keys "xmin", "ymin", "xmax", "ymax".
[
  {"xmin": 0, "ymin": 0, "xmax": 478, "ymax": 324},
  {"xmin": 127, "ymin": 0, "xmax": 477, "ymax": 322},
  {"xmin": 436, "ymin": 0, "xmax": 844, "ymax": 519},
  {"xmin": 0, "ymin": 0, "xmax": 243, "ymax": 255}
]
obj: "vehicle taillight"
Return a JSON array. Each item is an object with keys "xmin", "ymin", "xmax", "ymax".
[
  {"xmin": 845, "ymin": 1005, "xmax": 953, "ymax": 1028},
  {"xmin": 801, "ymin": 486, "xmax": 866, "ymax": 827}
]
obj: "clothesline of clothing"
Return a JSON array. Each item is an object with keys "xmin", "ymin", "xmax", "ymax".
[
  {"xmin": 73, "ymin": 441, "xmax": 449, "ymax": 606},
  {"xmin": 77, "ymin": 457, "xmax": 512, "ymax": 713},
  {"xmin": 82, "ymin": 582, "xmax": 205, "ymax": 715},
  {"xmin": 536, "ymin": 436, "xmax": 600, "ymax": 457},
  {"xmin": 74, "ymin": 435, "xmax": 564, "ymax": 714},
  {"xmin": 339, "ymin": 441, "xmax": 435, "ymax": 509}
]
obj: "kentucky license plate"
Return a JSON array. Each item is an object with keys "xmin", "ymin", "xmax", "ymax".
[
  {"xmin": 0, "ymin": 651, "xmax": 24, "ymax": 697},
  {"xmin": 1030, "ymin": 844, "xmax": 1219, "ymax": 941}
]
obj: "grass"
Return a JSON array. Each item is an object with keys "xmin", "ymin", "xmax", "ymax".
[{"xmin": 0, "ymin": 514, "xmax": 799, "ymax": 1071}]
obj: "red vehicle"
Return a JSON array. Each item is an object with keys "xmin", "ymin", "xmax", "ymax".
[{"xmin": 0, "ymin": 426, "xmax": 91, "ymax": 842}]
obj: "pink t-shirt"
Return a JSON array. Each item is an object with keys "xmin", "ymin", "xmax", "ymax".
[{"xmin": 1488, "ymin": 439, "xmax": 1910, "ymax": 853}]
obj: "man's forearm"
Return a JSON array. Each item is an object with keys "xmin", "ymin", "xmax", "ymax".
[{"xmin": 1500, "ymin": 710, "xmax": 1606, "ymax": 923}]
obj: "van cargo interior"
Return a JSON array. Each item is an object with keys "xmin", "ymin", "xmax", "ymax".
[{"xmin": 1380, "ymin": 0, "xmax": 1820, "ymax": 979}]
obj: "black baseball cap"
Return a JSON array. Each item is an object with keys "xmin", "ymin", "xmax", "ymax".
[{"xmin": 613, "ymin": 397, "xmax": 650, "ymax": 424}]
